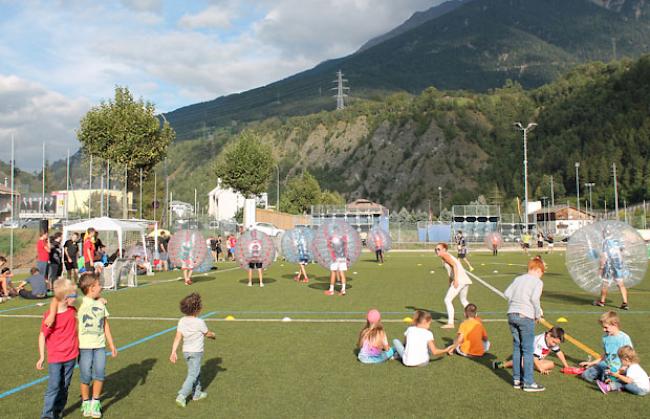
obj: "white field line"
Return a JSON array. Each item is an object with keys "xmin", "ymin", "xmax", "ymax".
[
  {"xmin": 467, "ymin": 271, "xmax": 507, "ymax": 299},
  {"xmin": 0, "ymin": 314, "xmax": 507, "ymax": 323}
]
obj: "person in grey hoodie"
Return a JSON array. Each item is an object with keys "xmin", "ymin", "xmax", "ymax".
[{"xmin": 504, "ymin": 256, "xmax": 545, "ymax": 392}]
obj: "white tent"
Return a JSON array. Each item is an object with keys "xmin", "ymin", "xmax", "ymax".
[{"xmin": 62, "ymin": 217, "xmax": 148, "ymax": 260}]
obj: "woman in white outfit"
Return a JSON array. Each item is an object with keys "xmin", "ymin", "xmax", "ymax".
[{"xmin": 435, "ymin": 243, "xmax": 472, "ymax": 329}]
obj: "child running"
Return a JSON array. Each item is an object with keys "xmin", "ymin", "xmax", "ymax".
[
  {"xmin": 493, "ymin": 327, "xmax": 570, "ymax": 374},
  {"xmin": 357, "ymin": 309, "xmax": 394, "ymax": 364},
  {"xmin": 392, "ymin": 310, "xmax": 454, "ymax": 366},
  {"xmin": 36, "ymin": 278, "xmax": 79, "ymax": 419},
  {"xmin": 597, "ymin": 346, "xmax": 649, "ymax": 396},
  {"xmin": 77, "ymin": 272, "xmax": 117, "ymax": 418},
  {"xmin": 170, "ymin": 293, "xmax": 216, "ymax": 407},
  {"xmin": 580, "ymin": 311, "xmax": 633, "ymax": 384},
  {"xmin": 453, "ymin": 303, "xmax": 489, "ymax": 357}
]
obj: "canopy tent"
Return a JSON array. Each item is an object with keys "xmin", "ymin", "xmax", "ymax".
[{"xmin": 62, "ymin": 217, "xmax": 149, "ymax": 260}]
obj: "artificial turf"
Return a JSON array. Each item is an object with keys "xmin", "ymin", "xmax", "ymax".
[{"xmin": 1, "ymin": 250, "xmax": 649, "ymax": 418}]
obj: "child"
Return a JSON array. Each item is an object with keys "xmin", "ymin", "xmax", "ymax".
[
  {"xmin": 392, "ymin": 310, "xmax": 454, "ymax": 366},
  {"xmin": 170, "ymin": 293, "xmax": 216, "ymax": 407},
  {"xmin": 597, "ymin": 346, "xmax": 649, "ymax": 396},
  {"xmin": 324, "ymin": 232, "xmax": 349, "ymax": 296},
  {"xmin": 580, "ymin": 311, "xmax": 633, "ymax": 383},
  {"xmin": 456, "ymin": 231, "xmax": 474, "ymax": 272},
  {"xmin": 77, "ymin": 272, "xmax": 117, "ymax": 418},
  {"xmin": 247, "ymin": 238, "xmax": 264, "ymax": 287},
  {"xmin": 594, "ymin": 228, "xmax": 629, "ymax": 310},
  {"xmin": 493, "ymin": 327, "xmax": 570, "ymax": 373},
  {"xmin": 36, "ymin": 278, "xmax": 79, "ymax": 419},
  {"xmin": 357, "ymin": 309, "xmax": 394, "ymax": 364},
  {"xmin": 453, "ymin": 303, "xmax": 489, "ymax": 357}
]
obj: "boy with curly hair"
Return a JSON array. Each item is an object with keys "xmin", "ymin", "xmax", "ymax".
[{"xmin": 170, "ymin": 293, "xmax": 216, "ymax": 407}]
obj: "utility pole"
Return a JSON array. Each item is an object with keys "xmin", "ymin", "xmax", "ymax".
[
  {"xmin": 575, "ymin": 162, "xmax": 580, "ymax": 220},
  {"xmin": 514, "ymin": 122, "xmax": 537, "ymax": 230},
  {"xmin": 332, "ymin": 70, "xmax": 349, "ymax": 110},
  {"xmin": 585, "ymin": 182, "xmax": 595, "ymax": 215},
  {"xmin": 550, "ymin": 175, "xmax": 555, "ymax": 207},
  {"xmin": 613, "ymin": 163, "xmax": 619, "ymax": 221},
  {"xmin": 438, "ymin": 186, "xmax": 443, "ymax": 218}
]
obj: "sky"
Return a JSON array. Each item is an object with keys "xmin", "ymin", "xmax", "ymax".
[{"xmin": 0, "ymin": 0, "xmax": 441, "ymax": 171}]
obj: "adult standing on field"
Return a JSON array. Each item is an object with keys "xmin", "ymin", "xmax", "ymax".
[
  {"xmin": 435, "ymin": 243, "xmax": 472, "ymax": 329},
  {"xmin": 64, "ymin": 233, "xmax": 80, "ymax": 280},
  {"xmin": 36, "ymin": 231, "xmax": 50, "ymax": 288},
  {"xmin": 504, "ymin": 256, "xmax": 546, "ymax": 392}
]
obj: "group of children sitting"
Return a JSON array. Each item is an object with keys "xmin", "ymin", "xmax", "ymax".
[{"xmin": 357, "ymin": 306, "xmax": 649, "ymax": 397}]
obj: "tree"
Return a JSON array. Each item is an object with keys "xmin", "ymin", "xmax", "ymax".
[
  {"xmin": 215, "ymin": 131, "xmax": 275, "ymax": 197},
  {"xmin": 77, "ymin": 86, "xmax": 175, "ymax": 187},
  {"xmin": 320, "ymin": 190, "xmax": 345, "ymax": 206},
  {"xmin": 280, "ymin": 171, "xmax": 322, "ymax": 214}
]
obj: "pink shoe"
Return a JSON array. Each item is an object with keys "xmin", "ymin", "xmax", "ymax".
[
  {"xmin": 324, "ymin": 290, "xmax": 335, "ymax": 296},
  {"xmin": 597, "ymin": 380, "xmax": 610, "ymax": 394}
]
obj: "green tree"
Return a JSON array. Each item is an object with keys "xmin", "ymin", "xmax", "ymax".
[
  {"xmin": 77, "ymin": 86, "xmax": 175, "ymax": 187},
  {"xmin": 215, "ymin": 131, "xmax": 275, "ymax": 197},
  {"xmin": 280, "ymin": 171, "xmax": 322, "ymax": 214},
  {"xmin": 320, "ymin": 190, "xmax": 345, "ymax": 206}
]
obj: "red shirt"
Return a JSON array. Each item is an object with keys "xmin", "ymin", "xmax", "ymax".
[
  {"xmin": 83, "ymin": 239, "xmax": 95, "ymax": 264},
  {"xmin": 37, "ymin": 239, "xmax": 49, "ymax": 262},
  {"xmin": 41, "ymin": 307, "xmax": 79, "ymax": 363}
]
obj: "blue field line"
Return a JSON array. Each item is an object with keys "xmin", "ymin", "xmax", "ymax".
[{"xmin": 0, "ymin": 311, "xmax": 217, "ymax": 400}]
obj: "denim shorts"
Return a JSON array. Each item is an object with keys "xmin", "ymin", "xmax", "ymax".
[{"xmin": 78, "ymin": 348, "xmax": 106, "ymax": 384}]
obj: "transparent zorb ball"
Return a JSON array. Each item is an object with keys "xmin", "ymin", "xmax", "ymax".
[
  {"xmin": 367, "ymin": 226, "xmax": 392, "ymax": 253},
  {"xmin": 312, "ymin": 220, "xmax": 361, "ymax": 270},
  {"xmin": 235, "ymin": 229, "xmax": 276, "ymax": 270},
  {"xmin": 168, "ymin": 230, "xmax": 208, "ymax": 269},
  {"xmin": 281, "ymin": 227, "xmax": 315, "ymax": 264}
]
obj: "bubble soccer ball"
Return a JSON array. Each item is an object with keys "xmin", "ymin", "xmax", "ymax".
[
  {"xmin": 125, "ymin": 244, "xmax": 152, "ymax": 261},
  {"xmin": 484, "ymin": 232, "xmax": 503, "ymax": 250},
  {"xmin": 312, "ymin": 220, "xmax": 362, "ymax": 270},
  {"xmin": 168, "ymin": 230, "xmax": 208, "ymax": 270},
  {"xmin": 235, "ymin": 229, "xmax": 276, "ymax": 270},
  {"xmin": 566, "ymin": 221, "xmax": 647, "ymax": 294},
  {"xmin": 281, "ymin": 227, "xmax": 315, "ymax": 264},
  {"xmin": 367, "ymin": 226, "xmax": 391, "ymax": 253},
  {"xmin": 194, "ymin": 246, "xmax": 214, "ymax": 273}
]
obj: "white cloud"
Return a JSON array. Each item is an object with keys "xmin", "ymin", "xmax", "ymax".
[
  {"xmin": 0, "ymin": 75, "xmax": 90, "ymax": 172},
  {"xmin": 179, "ymin": 5, "xmax": 234, "ymax": 29},
  {"xmin": 0, "ymin": 0, "xmax": 446, "ymax": 169}
]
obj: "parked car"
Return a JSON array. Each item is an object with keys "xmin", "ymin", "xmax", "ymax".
[{"xmin": 251, "ymin": 222, "xmax": 284, "ymax": 237}]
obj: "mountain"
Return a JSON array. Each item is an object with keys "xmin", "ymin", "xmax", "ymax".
[
  {"xmin": 356, "ymin": 0, "xmax": 470, "ymax": 52},
  {"xmin": 164, "ymin": 0, "xmax": 650, "ymax": 142}
]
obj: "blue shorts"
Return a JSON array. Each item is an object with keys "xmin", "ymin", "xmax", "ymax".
[{"xmin": 78, "ymin": 348, "xmax": 106, "ymax": 384}]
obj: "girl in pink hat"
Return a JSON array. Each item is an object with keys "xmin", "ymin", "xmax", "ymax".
[{"xmin": 357, "ymin": 309, "xmax": 395, "ymax": 364}]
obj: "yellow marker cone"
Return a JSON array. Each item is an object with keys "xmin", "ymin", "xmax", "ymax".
[
  {"xmin": 403, "ymin": 317, "xmax": 413, "ymax": 323},
  {"xmin": 225, "ymin": 315, "xmax": 235, "ymax": 321},
  {"xmin": 556, "ymin": 317, "xmax": 568, "ymax": 323}
]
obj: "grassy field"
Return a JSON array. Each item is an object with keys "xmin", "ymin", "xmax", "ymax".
[{"xmin": 1, "ymin": 250, "xmax": 649, "ymax": 418}]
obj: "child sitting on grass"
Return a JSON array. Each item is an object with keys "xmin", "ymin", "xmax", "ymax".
[
  {"xmin": 77, "ymin": 272, "xmax": 117, "ymax": 418},
  {"xmin": 597, "ymin": 346, "xmax": 649, "ymax": 396},
  {"xmin": 580, "ymin": 311, "xmax": 633, "ymax": 383},
  {"xmin": 392, "ymin": 310, "xmax": 454, "ymax": 366},
  {"xmin": 357, "ymin": 309, "xmax": 394, "ymax": 364},
  {"xmin": 493, "ymin": 327, "xmax": 570, "ymax": 374},
  {"xmin": 170, "ymin": 293, "xmax": 216, "ymax": 407},
  {"xmin": 36, "ymin": 278, "xmax": 79, "ymax": 419},
  {"xmin": 453, "ymin": 303, "xmax": 489, "ymax": 357}
]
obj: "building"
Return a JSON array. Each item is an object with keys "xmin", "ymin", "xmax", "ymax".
[
  {"xmin": 62, "ymin": 189, "xmax": 133, "ymax": 218},
  {"xmin": 533, "ymin": 205, "xmax": 595, "ymax": 237},
  {"xmin": 207, "ymin": 179, "xmax": 268, "ymax": 221},
  {"xmin": 0, "ymin": 184, "xmax": 20, "ymax": 223}
]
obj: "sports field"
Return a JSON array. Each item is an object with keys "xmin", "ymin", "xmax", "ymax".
[{"xmin": 1, "ymin": 250, "xmax": 649, "ymax": 418}]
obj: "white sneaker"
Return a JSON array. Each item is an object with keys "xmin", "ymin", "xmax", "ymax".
[
  {"xmin": 192, "ymin": 391, "xmax": 208, "ymax": 401},
  {"xmin": 260, "ymin": 283, "xmax": 264, "ymax": 287},
  {"xmin": 247, "ymin": 282, "xmax": 252, "ymax": 287}
]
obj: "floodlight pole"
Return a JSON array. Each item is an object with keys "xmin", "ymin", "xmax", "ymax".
[
  {"xmin": 276, "ymin": 165, "xmax": 280, "ymax": 212},
  {"xmin": 613, "ymin": 163, "xmax": 619, "ymax": 221},
  {"xmin": 438, "ymin": 186, "xmax": 442, "ymax": 218},
  {"xmin": 10, "ymin": 135, "xmax": 14, "ymax": 269},
  {"xmin": 514, "ymin": 122, "xmax": 537, "ymax": 231}
]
